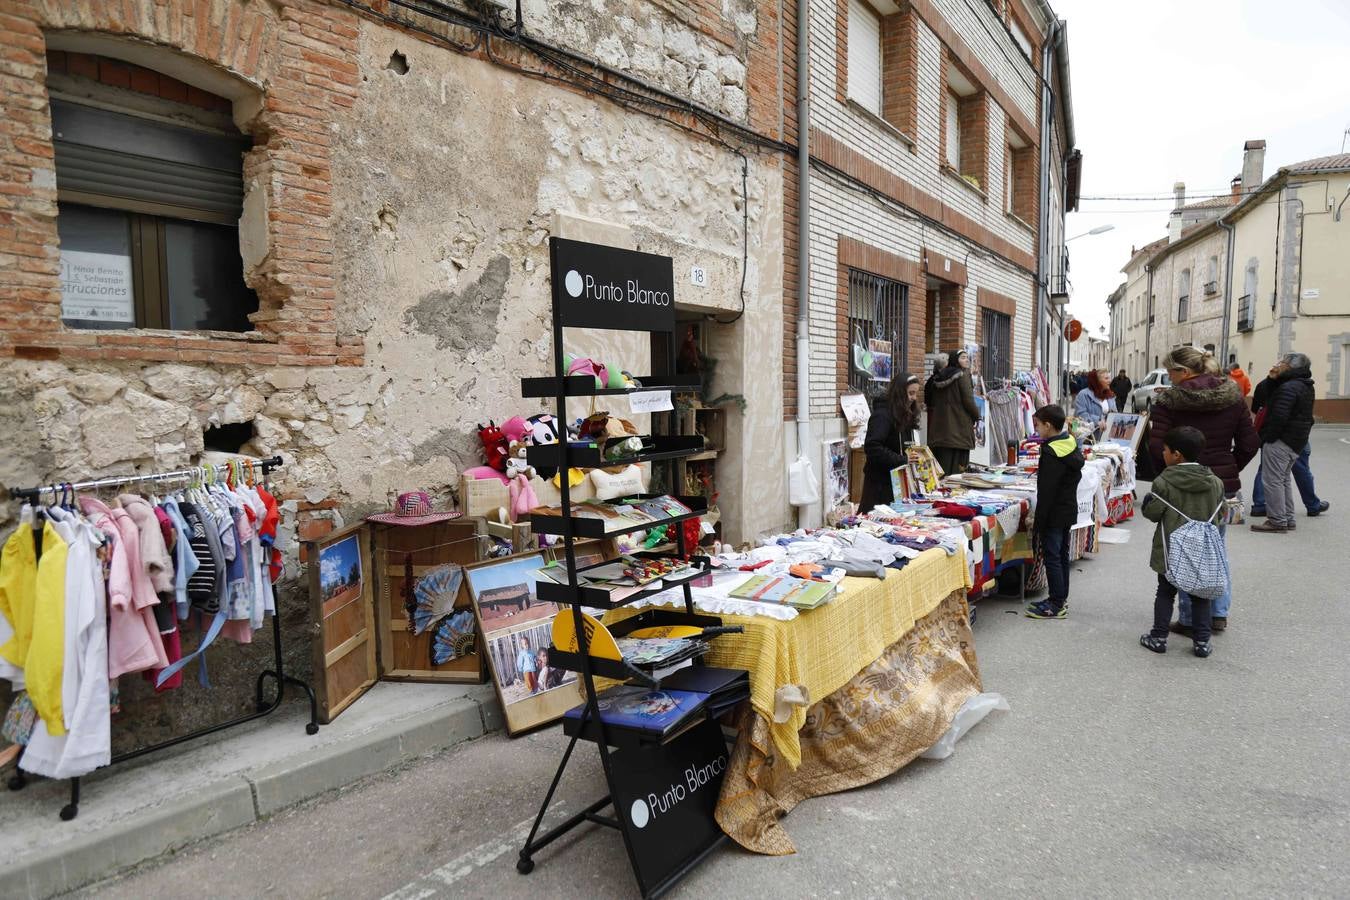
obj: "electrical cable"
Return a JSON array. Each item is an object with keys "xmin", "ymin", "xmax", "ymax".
[{"xmin": 712, "ymin": 153, "xmax": 750, "ymax": 325}]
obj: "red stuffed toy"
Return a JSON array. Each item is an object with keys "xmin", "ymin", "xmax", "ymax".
[{"xmin": 477, "ymin": 421, "xmax": 509, "ymax": 473}]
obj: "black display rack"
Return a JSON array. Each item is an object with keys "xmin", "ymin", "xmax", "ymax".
[{"xmin": 515, "ymin": 238, "xmax": 738, "ymax": 898}]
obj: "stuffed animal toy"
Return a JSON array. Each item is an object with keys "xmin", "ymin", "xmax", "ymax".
[
  {"xmin": 527, "ymin": 413, "xmax": 561, "ymax": 479},
  {"xmin": 508, "ymin": 473, "xmax": 538, "ymax": 523},
  {"xmin": 477, "ymin": 422, "xmax": 508, "ymax": 473},
  {"xmin": 505, "ymin": 440, "xmax": 535, "ymax": 480},
  {"xmin": 501, "ymin": 415, "xmax": 531, "ymax": 445},
  {"xmin": 527, "ymin": 413, "xmax": 560, "ymax": 446}
]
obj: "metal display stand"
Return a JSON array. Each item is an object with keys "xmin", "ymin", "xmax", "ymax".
[
  {"xmin": 515, "ymin": 238, "xmax": 736, "ymax": 898},
  {"xmin": 6, "ymin": 455, "xmax": 319, "ymax": 820}
]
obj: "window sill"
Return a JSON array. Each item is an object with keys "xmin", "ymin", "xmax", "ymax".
[
  {"xmin": 11, "ymin": 326, "xmax": 360, "ymax": 367},
  {"xmin": 942, "ymin": 166, "xmax": 988, "ymax": 202},
  {"xmin": 1005, "ymin": 211, "xmax": 1034, "ymax": 234},
  {"xmin": 845, "ymin": 99, "xmax": 917, "ymax": 150}
]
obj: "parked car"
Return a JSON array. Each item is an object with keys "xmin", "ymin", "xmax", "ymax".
[{"xmin": 1130, "ymin": 368, "xmax": 1171, "ymax": 413}]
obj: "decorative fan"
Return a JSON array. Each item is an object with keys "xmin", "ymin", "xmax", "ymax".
[
  {"xmin": 430, "ymin": 610, "xmax": 477, "ymax": 666},
  {"xmin": 409, "ymin": 564, "xmax": 464, "ymax": 636}
]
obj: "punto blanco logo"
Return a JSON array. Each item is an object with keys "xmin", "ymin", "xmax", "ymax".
[{"xmin": 564, "ymin": 269, "xmax": 584, "ymax": 298}]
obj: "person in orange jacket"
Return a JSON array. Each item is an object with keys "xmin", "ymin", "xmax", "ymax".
[{"xmin": 1227, "ymin": 363, "xmax": 1252, "ymax": 398}]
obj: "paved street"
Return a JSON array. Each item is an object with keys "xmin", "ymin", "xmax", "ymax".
[{"xmin": 71, "ymin": 428, "xmax": 1350, "ymax": 899}]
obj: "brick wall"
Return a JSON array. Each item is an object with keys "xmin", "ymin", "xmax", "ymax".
[
  {"xmin": 834, "ymin": 235, "xmax": 925, "ymax": 395},
  {"xmin": 958, "ymin": 90, "xmax": 989, "ymax": 188},
  {"xmin": 881, "ymin": 6, "xmax": 920, "ymax": 141},
  {"xmin": 0, "ymin": 0, "xmax": 364, "ymax": 367}
]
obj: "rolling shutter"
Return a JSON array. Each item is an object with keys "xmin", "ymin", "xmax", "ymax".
[
  {"xmin": 50, "ymin": 99, "xmax": 248, "ymax": 225},
  {"xmin": 848, "ymin": 0, "xmax": 883, "ymax": 115}
]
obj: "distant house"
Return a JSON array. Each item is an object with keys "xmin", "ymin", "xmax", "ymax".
[{"xmin": 479, "ymin": 584, "xmax": 532, "ymax": 615}]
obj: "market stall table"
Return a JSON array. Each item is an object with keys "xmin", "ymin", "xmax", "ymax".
[{"xmin": 616, "ymin": 546, "xmax": 980, "ymax": 854}]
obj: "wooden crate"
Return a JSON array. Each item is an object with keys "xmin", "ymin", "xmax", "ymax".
[{"xmin": 305, "ymin": 518, "xmax": 489, "ymax": 723}]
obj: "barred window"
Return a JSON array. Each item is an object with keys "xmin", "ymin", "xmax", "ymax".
[
  {"xmin": 847, "ymin": 269, "xmax": 908, "ymax": 398},
  {"xmin": 981, "ymin": 308, "xmax": 1011, "ymax": 381}
]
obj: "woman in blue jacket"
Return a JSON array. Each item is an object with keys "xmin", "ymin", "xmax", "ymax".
[{"xmin": 1073, "ymin": 369, "xmax": 1116, "ymax": 433}]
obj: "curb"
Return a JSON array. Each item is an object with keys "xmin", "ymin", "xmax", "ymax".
[{"xmin": 1, "ymin": 691, "xmax": 503, "ymax": 900}]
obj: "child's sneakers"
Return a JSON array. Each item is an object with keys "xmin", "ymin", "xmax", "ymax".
[
  {"xmin": 1139, "ymin": 634, "xmax": 1167, "ymax": 653},
  {"xmin": 1025, "ymin": 600, "xmax": 1066, "ymax": 619},
  {"xmin": 1193, "ymin": 640, "xmax": 1213, "ymax": 658}
]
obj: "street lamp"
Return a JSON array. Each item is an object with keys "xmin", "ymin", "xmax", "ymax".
[{"xmin": 1066, "ymin": 224, "xmax": 1115, "ymax": 241}]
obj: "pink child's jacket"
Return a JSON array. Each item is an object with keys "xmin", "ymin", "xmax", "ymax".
[
  {"xmin": 78, "ymin": 496, "xmax": 169, "ymax": 677},
  {"xmin": 118, "ymin": 494, "xmax": 174, "ymax": 595}
]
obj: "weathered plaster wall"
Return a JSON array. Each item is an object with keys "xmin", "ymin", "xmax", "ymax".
[{"xmin": 0, "ymin": 8, "xmax": 785, "ymax": 743}]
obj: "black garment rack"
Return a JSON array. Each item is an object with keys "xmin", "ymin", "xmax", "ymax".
[{"xmin": 5, "ymin": 455, "xmax": 320, "ymax": 821}]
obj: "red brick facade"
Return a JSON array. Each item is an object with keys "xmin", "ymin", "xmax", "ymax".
[
  {"xmin": 835, "ymin": 236, "xmax": 925, "ymax": 395},
  {"xmin": 0, "ymin": 0, "xmax": 363, "ymax": 367},
  {"xmin": 812, "ymin": 128, "xmax": 1037, "ymax": 271}
]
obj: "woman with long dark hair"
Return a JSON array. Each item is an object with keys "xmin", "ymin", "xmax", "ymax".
[{"xmin": 859, "ymin": 373, "xmax": 922, "ymax": 513}]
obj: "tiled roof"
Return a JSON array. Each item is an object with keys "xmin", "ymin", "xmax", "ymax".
[
  {"xmin": 1123, "ymin": 236, "xmax": 1168, "ymax": 271},
  {"xmin": 1287, "ymin": 153, "xmax": 1350, "ymax": 174},
  {"xmin": 1182, "ymin": 195, "xmax": 1236, "ymax": 211}
]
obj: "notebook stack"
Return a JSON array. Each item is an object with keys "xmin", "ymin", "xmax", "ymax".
[
  {"xmin": 562, "ymin": 666, "xmax": 751, "ymax": 746},
  {"xmin": 728, "ymin": 573, "xmax": 840, "ymax": 610}
]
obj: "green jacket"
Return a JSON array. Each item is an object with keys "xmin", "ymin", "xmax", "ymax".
[{"xmin": 1140, "ymin": 463, "xmax": 1225, "ymax": 575}]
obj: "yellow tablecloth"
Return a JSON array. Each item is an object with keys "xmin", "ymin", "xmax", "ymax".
[{"xmin": 653, "ymin": 548, "xmax": 969, "ymax": 770}]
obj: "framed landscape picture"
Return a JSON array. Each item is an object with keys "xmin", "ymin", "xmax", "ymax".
[
  {"xmin": 465, "ymin": 552, "xmax": 578, "ymax": 735},
  {"xmin": 1102, "ymin": 412, "xmax": 1147, "ymax": 454}
]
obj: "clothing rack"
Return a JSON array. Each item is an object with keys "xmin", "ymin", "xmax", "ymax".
[{"xmin": 5, "ymin": 455, "xmax": 320, "ymax": 821}]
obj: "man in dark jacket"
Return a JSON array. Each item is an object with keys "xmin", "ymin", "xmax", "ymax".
[
  {"xmin": 1252, "ymin": 352, "xmax": 1317, "ymax": 533},
  {"xmin": 1110, "ymin": 370, "xmax": 1133, "ymax": 412},
  {"xmin": 1026, "ymin": 404, "xmax": 1084, "ymax": 620},
  {"xmin": 1250, "ymin": 363, "xmax": 1330, "ymax": 519}
]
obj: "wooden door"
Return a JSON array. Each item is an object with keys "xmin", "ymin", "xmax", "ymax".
[{"xmin": 306, "ymin": 523, "xmax": 378, "ymax": 723}]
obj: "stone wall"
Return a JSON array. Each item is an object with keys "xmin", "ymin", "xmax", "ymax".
[{"xmin": 0, "ymin": 0, "xmax": 787, "ymax": 746}]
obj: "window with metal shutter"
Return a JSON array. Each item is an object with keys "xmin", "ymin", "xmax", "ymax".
[
  {"xmin": 50, "ymin": 99, "xmax": 248, "ymax": 226},
  {"xmin": 848, "ymin": 0, "xmax": 883, "ymax": 116}
]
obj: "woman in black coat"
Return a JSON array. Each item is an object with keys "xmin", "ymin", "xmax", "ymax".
[{"xmin": 859, "ymin": 373, "xmax": 922, "ymax": 514}]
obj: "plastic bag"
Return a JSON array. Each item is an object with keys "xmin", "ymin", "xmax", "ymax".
[
  {"xmin": 920, "ymin": 692, "xmax": 1009, "ymax": 760},
  {"xmin": 788, "ymin": 455, "xmax": 820, "ymax": 506}
]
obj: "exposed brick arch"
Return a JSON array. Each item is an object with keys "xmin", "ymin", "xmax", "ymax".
[{"xmin": 1, "ymin": 0, "xmax": 363, "ymax": 367}]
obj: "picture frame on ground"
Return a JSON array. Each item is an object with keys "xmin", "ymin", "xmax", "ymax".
[{"xmin": 465, "ymin": 552, "xmax": 578, "ymax": 735}]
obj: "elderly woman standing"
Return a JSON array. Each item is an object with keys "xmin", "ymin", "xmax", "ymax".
[
  {"xmin": 1147, "ymin": 346, "xmax": 1260, "ymax": 634},
  {"xmin": 1073, "ymin": 369, "xmax": 1117, "ymax": 432},
  {"xmin": 925, "ymin": 349, "xmax": 980, "ymax": 476}
]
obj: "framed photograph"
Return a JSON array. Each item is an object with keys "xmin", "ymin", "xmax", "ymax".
[
  {"xmin": 318, "ymin": 533, "xmax": 364, "ymax": 617},
  {"xmin": 465, "ymin": 552, "xmax": 578, "ymax": 735},
  {"xmin": 1102, "ymin": 412, "xmax": 1147, "ymax": 454},
  {"xmin": 823, "ymin": 437, "xmax": 850, "ymax": 511},
  {"xmin": 867, "ymin": 338, "xmax": 893, "ymax": 382}
]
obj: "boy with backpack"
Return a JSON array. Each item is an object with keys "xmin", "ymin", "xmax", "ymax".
[
  {"xmin": 1139, "ymin": 426, "xmax": 1228, "ymax": 658},
  {"xmin": 1025, "ymin": 404, "xmax": 1083, "ymax": 620}
]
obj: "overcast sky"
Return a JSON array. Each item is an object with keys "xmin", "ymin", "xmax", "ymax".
[{"xmin": 1054, "ymin": 0, "xmax": 1350, "ymax": 340}]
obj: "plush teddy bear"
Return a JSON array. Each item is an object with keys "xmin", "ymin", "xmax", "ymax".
[{"xmin": 505, "ymin": 440, "xmax": 535, "ymax": 480}]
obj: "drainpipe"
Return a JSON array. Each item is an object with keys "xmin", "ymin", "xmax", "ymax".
[
  {"xmin": 1217, "ymin": 215, "xmax": 1235, "ymax": 365},
  {"xmin": 795, "ymin": 0, "xmax": 811, "ymax": 462},
  {"xmin": 1144, "ymin": 263, "xmax": 1154, "ymax": 369},
  {"xmin": 1034, "ymin": 19, "xmax": 1060, "ymax": 376}
]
